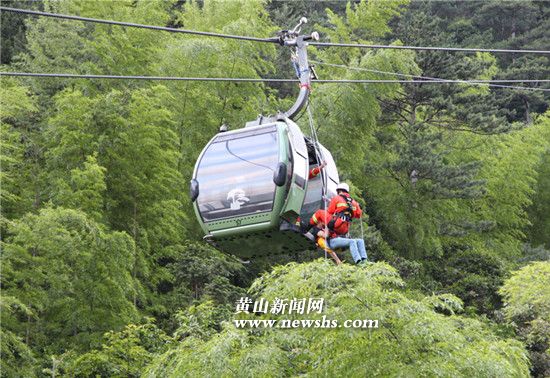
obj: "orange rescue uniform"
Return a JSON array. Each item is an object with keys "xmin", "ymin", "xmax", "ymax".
[
  {"xmin": 326, "ymin": 192, "xmax": 362, "ymax": 236},
  {"xmin": 308, "ymin": 209, "xmax": 338, "ymax": 238},
  {"xmin": 308, "ymin": 166, "xmax": 322, "ymax": 179}
]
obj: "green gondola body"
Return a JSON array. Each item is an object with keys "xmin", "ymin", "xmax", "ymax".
[{"xmin": 191, "ymin": 119, "xmax": 339, "ymax": 258}]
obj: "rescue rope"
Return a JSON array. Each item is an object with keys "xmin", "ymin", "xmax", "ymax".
[
  {"xmin": 360, "ymin": 211, "xmax": 365, "ymax": 241},
  {"xmin": 306, "ymin": 103, "xmax": 365, "ymax": 258},
  {"xmin": 305, "ymin": 101, "xmax": 329, "ymax": 260}
]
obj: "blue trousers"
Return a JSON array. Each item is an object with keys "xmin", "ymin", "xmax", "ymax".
[{"xmin": 329, "ymin": 237, "xmax": 367, "ymax": 263}]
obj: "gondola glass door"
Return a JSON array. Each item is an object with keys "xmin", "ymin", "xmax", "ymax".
[{"xmin": 195, "ymin": 126, "xmax": 279, "ymax": 224}]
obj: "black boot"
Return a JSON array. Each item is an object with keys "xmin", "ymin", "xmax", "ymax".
[{"xmin": 300, "ymin": 220, "xmax": 312, "ymax": 234}]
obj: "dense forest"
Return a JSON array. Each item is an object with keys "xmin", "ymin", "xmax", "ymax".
[{"xmin": 1, "ymin": 1, "xmax": 549, "ymax": 377}]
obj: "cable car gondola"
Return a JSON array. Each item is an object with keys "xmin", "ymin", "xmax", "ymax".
[{"xmin": 190, "ymin": 19, "xmax": 339, "ymax": 258}]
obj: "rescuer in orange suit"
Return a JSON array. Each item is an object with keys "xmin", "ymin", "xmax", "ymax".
[
  {"xmin": 326, "ymin": 182, "xmax": 362, "ymax": 235},
  {"xmin": 306, "ymin": 183, "xmax": 367, "ymax": 264},
  {"xmin": 307, "ymin": 209, "xmax": 335, "ymax": 236},
  {"xmin": 308, "ymin": 160, "xmax": 327, "ymax": 179},
  {"xmin": 306, "ymin": 209, "xmax": 342, "ymax": 265}
]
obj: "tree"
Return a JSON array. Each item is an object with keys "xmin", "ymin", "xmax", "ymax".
[
  {"xmin": 0, "ymin": 0, "xmax": 40, "ymax": 65},
  {"xmin": 2, "ymin": 207, "xmax": 139, "ymax": 354},
  {"xmin": 392, "ymin": 1, "xmax": 550, "ymax": 124},
  {"xmin": 0, "ymin": 79, "xmax": 38, "ymax": 220},
  {"xmin": 2, "ymin": 1, "xmax": 550, "ymax": 375},
  {"xmin": 172, "ymin": 300, "xmax": 233, "ymax": 341},
  {"xmin": 162, "ymin": 242, "xmax": 246, "ymax": 322},
  {"xmin": 40, "ymin": 85, "xmax": 188, "ymax": 313},
  {"xmin": 144, "ymin": 260, "xmax": 530, "ymax": 377},
  {"xmin": 527, "ymin": 136, "xmax": 550, "ymax": 250},
  {"xmin": 51, "ymin": 154, "xmax": 107, "ymax": 222},
  {"xmin": 427, "ymin": 247, "xmax": 507, "ymax": 314},
  {"xmin": 314, "ymin": 3, "xmax": 549, "ymax": 319},
  {"xmin": 0, "ymin": 296, "xmax": 36, "ymax": 377},
  {"xmin": 57, "ymin": 318, "xmax": 173, "ymax": 378},
  {"xmin": 462, "ymin": 113, "xmax": 550, "ymax": 259},
  {"xmin": 14, "ymin": 1, "xmax": 95, "ymax": 98},
  {"xmin": 362, "ymin": 1, "xmax": 510, "ymax": 261},
  {"xmin": 470, "ymin": 1, "xmax": 550, "ymax": 123},
  {"xmin": 311, "ymin": 0, "xmax": 413, "ymax": 179},
  {"xmin": 500, "ymin": 262, "xmax": 550, "ymax": 377},
  {"xmin": 154, "ymin": 0, "xmax": 278, "ymax": 189}
]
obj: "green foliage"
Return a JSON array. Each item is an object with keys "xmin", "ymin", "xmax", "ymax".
[
  {"xmin": 527, "ymin": 136, "xmax": 550, "ymax": 250},
  {"xmin": 422, "ymin": 293, "xmax": 464, "ymax": 315},
  {"xmin": 78, "ymin": 0, "xmax": 172, "ymax": 78},
  {"xmin": 41, "ymin": 85, "xmax": 189, "ymax": 315},
  {"xmin": 43, "ymin": 88, "xmax": 99, "ymax": 174},
  {"xmin": 52, "ymin": 154, "xmax": 107, "ymax": 221},
  {"xmin": 500, "ymin": 262, "xmax": 550, "ymax": 377},
  {"xmin": 470, "ymin": 1, "xmax": 550, "ymax": 123},
  {"xmin": 2, "ymin": 207, "xmax": 140, "ymax": 353},
  {"xmin": 311, "ymin": 0, "xmax": 417, "ymax": 181},
  {"xmin": 145, "ymin": 260, "xmax": 530, "ymax": 377},
  {"xmin": 0, "ymin": 78, "xmax": 37, "ymax": 119},
  {"xmin": 500, "ymin": 262, "xmax": 550, "ymax": 321},
  {"xmin": 167, "ymin": 242, "xmax": 246, "ymax": 306},
  {"xmin": 15, "ymin": 1, "xmax": 95, "ymax": 96},
  {"xmin": 356, "ymin": 2, "xmax": 511, "ymax": 261},
  {"xmin": 0, "ymin": 0, "xmax": 38, "ymax": 65},
  {"xmin": 318, "ymin": 0, "xmax": 408, "ymax": 61},
  {"xmin": 2, "ymin": 0, "xmax": 549, "ymax": 375},
  {"xmin": 58, "ymin": 318, "xmax": 173, "ymax": 378},
  {"xmin": 467, "ymin": 114, "xmax": 550, "ymax": 257},
  {"xmin": 0, "ymin": 79, "xmax": 38, "ymax": 219},
  {"xmin": 0, "ymin": 296, "xmax": 36, "ymax": 377},
  {"xmin": 173, "ymin": 300, "xmax": 233, "ymax": 341},
  {"xmin": 371, "ymin": 114, "xmax": 550, "ymax": 314},
  {"xmin": 428, "ymin": 247, "xmax": 508, "ymax": 314}
]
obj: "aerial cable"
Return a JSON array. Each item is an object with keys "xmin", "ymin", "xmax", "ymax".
[
  {"xmin": 0, "ymin": 7, "xmax": 277, "ymax": 43},
  {"xmin": 1, "ymin": 72, "xmax": 549, "ymax": 91},
  {"xmin": 309, "ymin": 41, "xmax": 550, "ymax": 55},
  {"xmin": 311, "ymin": 60, "xmax": 550, "ymax": 83},
  {"xmin": 310, "ymin": 60, "xmax": 550, "ymax": 92},
  {"xmin": 2, "ymin": 7, "xmax": 549, "ymax": 55},
  {"xmin": 0, "ymin": 72, "xmax": 295, "ymax": 82},
  {"xmin": 311, "ymin": 61, "xmax": 550, "ymax": 83}
]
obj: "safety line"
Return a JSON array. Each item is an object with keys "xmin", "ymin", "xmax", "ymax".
[
  {"xmin": 310, "ymin": 41, "xmax": 550, "ymax": 55},
  {"xmin": 310, "ymin": 61, "xmax": 550, "ymax": 92},
  {"xmin": 0, "ymin": 7, "xmax": 277, "ymax": 43},
  {"xmin": 2, "ymin": 72, "xmax": 549, "ymax": 91},
  {"xmin": 2, "ymin": 7, "xmax": 549, "ymax": 55}
]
